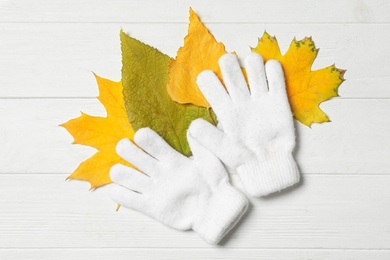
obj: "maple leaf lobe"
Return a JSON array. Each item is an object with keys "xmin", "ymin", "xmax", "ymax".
[
  {"xmin": 252, "ymin": 32, "xmax": 345, "ymax": 126},
  {"xmin": 167, "ymin": 8, "xmax": 227, "ymax": 108},
  {"xmin": 61, "ymin": 75, "xmax": 134, "ymax": 189}
]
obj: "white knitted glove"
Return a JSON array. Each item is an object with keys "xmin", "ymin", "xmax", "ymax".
[
  {"xmin": 109, "ymin": 128, "xmax": 248, "ymax": 245},
  {"xmin": 188, "ymin": 53, "xmax": 300, "ymax": 197}
]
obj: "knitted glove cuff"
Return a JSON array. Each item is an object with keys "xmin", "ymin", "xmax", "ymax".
[
  {"xmin": 237, "ymin": 151, "xmax": 300, "ymax": 197},
  {"xmin": 192, "ymin": 181, "xmax": 248, "ymax": 244}
]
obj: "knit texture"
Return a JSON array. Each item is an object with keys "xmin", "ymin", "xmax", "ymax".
[
  {"xmin": 109, "ymin": 127, "xmax": 248, "ymax": 245},
  {"xmin": 189, "ymin": 53, "xmax": 300, "ymax": 197},
  {"xmin": 237, "ymin": 151, "xmax": 300, "ymax": 197},
  {"xmin": 193, "ymin": 180, "xmax": 248, "ymax": 244}
]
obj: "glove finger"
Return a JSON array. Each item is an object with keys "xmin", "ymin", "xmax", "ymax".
[
  {"xmin": 265, "ymin": 60, "xmax": 287, "ymax": 96},
  {"xmin": 197, "ymin": 70, "xmax": 232, "ymax": 119},
  {"xmin": 134, "ymin": 128, "xmax": 182, "ymax": 163},
  {"xmin": 187, "ymin": 133, "xmax": 226, "ymax": 179},
  {"xmin": 245, "ymin": 53, "xmax": 268, "ymax": 96},
  {"xmin": 109, "ymin": 184, "xmax": 145, "ymax": 211},
  {"xmin": 110, "ymin": 163, "xmax": 150, "ymax": 193},
  {"xmin": 116, "ymin": 138, "xmax": 158, "ymax": 176},
  {"xmin": 188, "ymin": 119, "xmax": 249, "ymax": 169},
  {"xmin": 218, "ymin": 54, "xmax": 250, "ymax": 102}
]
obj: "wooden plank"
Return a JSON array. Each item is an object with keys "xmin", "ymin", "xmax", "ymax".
[
  {"xmin": 0, "ymin": 99, "xmax": 388, "ymax": 174},
  {"xmin": 1, "ymin": 249, "xmax": 389, "ymax": 260},
  {"xmin": 0, "ymin": 0, "xmax": 389, "ymax": 23},
  {"xmin": 0, "ymin": 174, "xmax": 389, "ymax": 248},
  {"xmin": 0, "ymin": 0, "xmax": 387, "ymax": 256},
  {"xmin": 0, "ymin": 23, "xmax": 387, "ymax": 98}
]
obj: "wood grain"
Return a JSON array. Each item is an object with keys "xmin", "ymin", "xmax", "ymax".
[
  {"xmin": 1, "ymin": 0, "xmax": 389, "ymax": 258},
  {"xmin": 0, "ymin": 99, "xmax": 388, "ymax": 174},
  {"xmin": 0, "ymin": 23, "xmax": 388, "ymax": 98},
  {"xmin": 1, "ymin": 249, "xmax": 389, "ymax": 260},
  {"xmin": 0, "ymin": 0, "xmax": 388, "ymax": 23},
  {"xmin": 0, "ymin": 174, "xmax": 389, "ymax": 249}
]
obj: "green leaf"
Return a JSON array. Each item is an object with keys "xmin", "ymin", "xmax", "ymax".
[{"xmin": 120, "ymin": 30, "xmax": 216, "ymax": 156}]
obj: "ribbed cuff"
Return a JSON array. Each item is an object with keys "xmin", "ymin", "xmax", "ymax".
[
  {"xmin": 237, "ymin": 151, "xmax": 300, "ymax": 197},
  {"xmin": 192, "ymin": 181, "xmax": 248, "ymax": 245}
]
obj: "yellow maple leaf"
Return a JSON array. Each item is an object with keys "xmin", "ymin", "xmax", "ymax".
[
  {"xmin": 167, "ymin": 8, "xmax": 227, "ymax": 107},
  {"xmin": 252, "ymin": 32, "xmax": 346, "ymax": 126},
  {"xmin": 61, "ymin": 74, "xmax": 134, "ymax": 189}
]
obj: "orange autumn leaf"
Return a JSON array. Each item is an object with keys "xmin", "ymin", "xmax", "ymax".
[
  {"xmin": 61, "ymin": 74, "xmax": 134, "ymax": 189},
  {"xmin": 167, "ymin": 8, "xmax": 227, "ymax": 107},
  {"xmin": 252, "ymin": 32, "xmax": 346, "ymax": 126}
]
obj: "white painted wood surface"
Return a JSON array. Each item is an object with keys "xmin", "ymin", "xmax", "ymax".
[
  {"xmin": 1, "ymin": 0, "xmax": 389, "ymax": 259},
  {"xmin": 1, "ymin": 23, "xmax": 389, "ymax": 98}
]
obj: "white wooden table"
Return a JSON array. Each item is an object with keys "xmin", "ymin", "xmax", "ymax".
[{"xmin": 1, "ymin": 0, "xmax": 390, "ymax": 259}]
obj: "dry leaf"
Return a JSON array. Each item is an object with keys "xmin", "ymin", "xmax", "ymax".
[
  {"xmin": 121, "ymin": 31, "xmax": 216, "ymax": 156},
  {"xmin": 166, "ymin": 10, "xmax": 344, "ymax": 126},
  {"xmin": 61, "ymin": 75, "xmax": 134, "ymax": 189},
  {"xmin": 167, "ymin": 8, "xmax": 227, "ymax": 107},
  {"xmin": 252, "ymin": 32, "xmax": 345, "ymax": 126}
]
